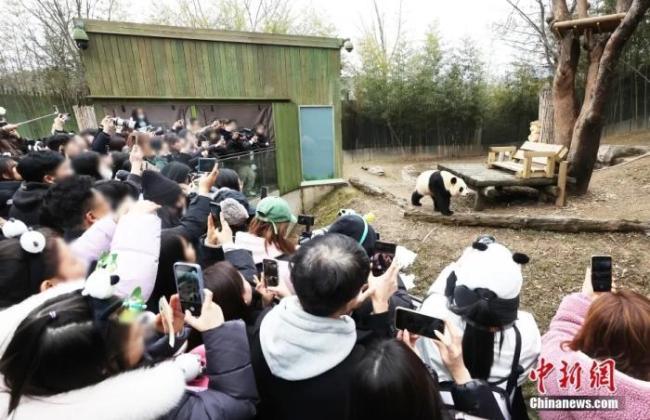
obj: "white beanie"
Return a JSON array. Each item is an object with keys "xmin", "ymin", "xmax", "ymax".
[{"xmin": 453, "ymin": 242, "xmax": 529, "ymax": 299}]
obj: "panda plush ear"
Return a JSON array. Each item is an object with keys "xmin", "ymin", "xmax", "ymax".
[
  {"xmin": 450, "ymin": 177, "xmax": 457, "ymax": 185},
  {"xmin": 512, "ymin": 253, "xmax": 530, "ymax": 265},
  {"xmin": 472, "ymin": 241, "xmax": 488, "ymax": 251}
]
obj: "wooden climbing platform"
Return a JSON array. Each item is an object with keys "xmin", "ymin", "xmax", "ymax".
[
  {"xmin": 438, "ymin": 162, "xmax": 567, "ymax": 210},
  {"xmin": 552, "ymin": 13, "xmax": 626, "ymax": 35}
]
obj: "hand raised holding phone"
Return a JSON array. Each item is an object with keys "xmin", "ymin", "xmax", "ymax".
[
  {"xmin": 358, "ymin": 259, "xmax": 399, "ymax": 313},
  {"xmin": 206, "ymin": 210, "xmax": 233, "ymax": 247},
  {"xmin": 433, "ymin": 321, "xmax": 471, "ymax": 385},
  {"xmin": 184, "ymin": 289, "xmax": 225, "ymax": 332},
  {"xmin": 198, "ymin": 164, "xmax": 219, "ymax": 196}
]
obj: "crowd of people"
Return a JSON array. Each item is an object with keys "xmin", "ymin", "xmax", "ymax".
[
  {"xmin": 0, "ymin": 109, "xmax": 271, "ymax": 202},
  {"xmin": 0, "ymin": 110, "xmax": 648, "ymax": 420}
]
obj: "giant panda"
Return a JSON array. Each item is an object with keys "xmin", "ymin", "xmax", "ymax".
[{"xmin": 411, "ymin": 170, "xmax": 468, "ymax": 216}]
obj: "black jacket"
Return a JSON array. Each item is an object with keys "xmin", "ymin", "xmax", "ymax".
[
  {"xmin": 91, "ymin": 131, "xmax": 111, "ymax": 154},
  {"xmin": 249, "ymin": 309, "xmax": 391, "ymax": 420},
  {"xmin": 163, "ymin": 321, "xmax": 258, "ymax": 420},
  {"xmin": 160, "ymin": 195, "xmax": 211, "ymax": 243},
  {"xmin": 0, "ymin": 180, "xmax": 21, "ymax": 218},
  {"xmin": 9, "ymin": 182, "xmax": 50, "ymax": 225}
]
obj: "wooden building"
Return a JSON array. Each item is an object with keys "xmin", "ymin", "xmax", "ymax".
[{"xmin": 76, "ymin": 19, "xmax": 345, "ymax": 194}]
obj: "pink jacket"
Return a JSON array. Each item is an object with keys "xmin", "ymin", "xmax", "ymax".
[
  {"xmin": 70, "ymin": 214, "xmax": 161, "ymax": 301},
  {"xmin": 539, "ymin": 293, "xmax": 650, "ymax": 420},
  {"xmin": 70, "ymin": 216, "xmax": 117, "ymax": 269}
]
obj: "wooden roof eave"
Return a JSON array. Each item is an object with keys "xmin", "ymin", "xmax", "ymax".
[{"xmin": 81, "ymin": 19, "xmax": 344, "ymax": 50}]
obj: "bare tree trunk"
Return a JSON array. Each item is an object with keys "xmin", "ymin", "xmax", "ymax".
[
  {"xmin": 538, "ymin": 83, "xmax": 554, "ymax": 143},
  {"xmin": 550, "ymin": 0, "xmax": 580, "ymax": 147},
  {"xmin": 568, "ymin": 0, "xmax": 650, "ymax": 194},
  {"xmin": 552, "ymin": 33, "xmax": 580, "ymax": 147}
]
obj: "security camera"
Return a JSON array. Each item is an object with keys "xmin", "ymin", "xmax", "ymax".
[
  {"xmin": 75, "ymin": 39, "xmax": 89, "ymax": 50},
  {"xmin": 72, "ymin": 25, "xmax": 89, "ymax": 50},
  {"xmin": 343, "ymin": 39, "xmax": 354, "ymax": 53}
]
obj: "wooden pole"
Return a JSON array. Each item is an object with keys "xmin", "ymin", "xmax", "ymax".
[{"xmin": 404, "ymin": 210, "xmax": 650, "ymax": 234}]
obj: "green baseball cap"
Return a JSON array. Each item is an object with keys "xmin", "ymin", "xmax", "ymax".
[{"xmin": 255, "ymin": 196, "xmax": 298, "ymax": 225}]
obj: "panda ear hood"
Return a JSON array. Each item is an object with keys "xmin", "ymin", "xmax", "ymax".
[{"xmin": 512, "ymin": 253, "xmax": 530, "ymax": 265}]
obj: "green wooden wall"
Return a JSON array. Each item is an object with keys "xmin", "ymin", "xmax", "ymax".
[
  {"xmin": 80, "ymin": 20, "xmax": 343, "ymax": 193},
  {"xmin": 272, "ymin": 103, "xmax": 301, "ymax": 193},
  {"xmin": 0, "ymin": 90, "xmax": 77, "ymax": 139}
]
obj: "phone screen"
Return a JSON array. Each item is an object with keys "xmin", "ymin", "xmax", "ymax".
[
  {"xmin": 371, "ymin": 241, "xmax": 397, "ymax": 276},
  {"xmin": 263, "ymin": 259, "xmax": 279, "ymax": 287},
  {"xmin": 394, "ymin": 308, "xmax": 445, "ymax": 339},
  {"xmin": 297, "ymin": 215, "xmax": 315, "ymax": 226},
  {"xmin": 174, "ymin": 263, "xmax": 204, "ymax": 315},
  {"xmin": 198, "ymin": 158, "xmax": 217, "ymax": 173},
  {"xmin": 591, "ymin": 256, "xmax": 612, "ymax": 292},
  {"xmin": 210, "ymin": 202, "xmax": 222, "ymax": 230}
]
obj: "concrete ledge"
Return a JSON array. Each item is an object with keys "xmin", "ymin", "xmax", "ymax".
[{"xmin": 300, "ymin": 178, "xmax": 348, "ymax": 188}]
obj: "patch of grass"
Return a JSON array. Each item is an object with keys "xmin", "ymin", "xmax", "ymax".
[{"xmin": 310, "ymin": 187, "xmax": 362, "ymax": 225}]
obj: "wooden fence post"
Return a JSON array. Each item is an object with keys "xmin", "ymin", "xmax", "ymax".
[{"xmin": 73, "ymin": 105, "xmax": 98, "ymax": 131}]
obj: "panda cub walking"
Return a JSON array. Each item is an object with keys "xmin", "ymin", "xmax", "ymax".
[{"xmin": 412, "ymin": 170, "xmax": 468, "ymax": 216}]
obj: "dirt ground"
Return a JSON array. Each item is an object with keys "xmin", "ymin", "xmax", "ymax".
[
  {"xmin": 310, "ymin": 135, "xmax": 649, "ymax": 417},
  {"xmin": 311, "ymin": 140, "xmax": 650, "ymax": 333}
]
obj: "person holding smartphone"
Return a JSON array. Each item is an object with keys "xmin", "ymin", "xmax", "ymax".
[
  {"xmin": 538, "ymin": 266, "xmax": 650, "ymax": 420},
  {"xmin": 416, "ymin": 238, "xmax": 540, "ymax": 420},
  {"xmin": 0, "ymin": 286, "xmax": 259, "ymax": 420},
  {"xmin": 350, "ymin": 323, "xmax": 503, "ymax": 420},
  {"xmin": 249, "ymin": 234, "xmax": 398, "ymax": 420}
]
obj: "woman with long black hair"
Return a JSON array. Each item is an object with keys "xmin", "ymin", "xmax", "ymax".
[{"xmin": 416, "ymin": 238, "xmax": 541, "ymax": 420}]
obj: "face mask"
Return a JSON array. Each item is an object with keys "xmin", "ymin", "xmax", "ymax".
[
  {"xmin": 137, "ymin": 114, "xmax": 145, "ymax": 120},
  {"xmin": 99, "ymin": 166, "xmax": 113, "ymax": 181}
]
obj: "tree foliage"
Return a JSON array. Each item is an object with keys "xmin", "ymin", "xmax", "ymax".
[
  {"xmin": 348, "ymin": 20, "xmax": 539, "ymax": 150},
  {"xmin": 152, "ymin": 0, "xmax": 336, "ymax": 36}
]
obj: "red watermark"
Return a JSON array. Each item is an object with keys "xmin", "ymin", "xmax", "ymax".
[{"xmin": 529, "ymin": 358, "xmax": 617, "ymax": 394}]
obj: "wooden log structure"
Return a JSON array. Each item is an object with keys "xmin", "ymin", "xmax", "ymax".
[
  {"xmin": 348, "ymin": 177, "xmax": 409, "ymax": 208},
  {"xmin": 347, "ymin": 176, "xmax": 650, "ymax": 235},
  {"xmin": 404, "ymin": 210, "xmax": 650, "ymax": 234}
]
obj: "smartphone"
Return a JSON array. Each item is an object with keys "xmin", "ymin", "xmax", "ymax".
[
  {"xmin": 260, "ymin": 186, "xmax": 268, "ymax": 199},
  {"xmin": 263, "ymin": 259, "xmax": 279, "ymax": 287},
  {"xmin": 371, "ymin": 241, "xmax": 397, "ymax": 276},
  {"xmin": 210, "ymin": 201, "xmax": 222, "ymax": 231},
  {"xmin": 173, "ymin": 262, "xmax": 205, "ymax": 316},
  {"xmin": 394, "ymin": 307, "xmax": 445, "ymax": 339},
  {"xmin": 198, "ymin": 157, "xmax": 217, "ymax": 173},
  {"xmin": 591, "ymin": 255, "xmax": 612, "ymax": 292},
  {"xmin": 297, "ymin": 215, "xmax": 315, "ymax": 226}
]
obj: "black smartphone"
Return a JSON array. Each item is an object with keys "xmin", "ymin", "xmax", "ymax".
[
  {"xmin": 173, "ymin": 262, "xmax": 205, "ymax": 316},
  {"xmin": 591, "ymin": 255, "xmax": 612, "ymax": 292},
  {"xmin": 371, "ymin": 241, "xmax": 397, "ymax": 276},
  {"xmin": 260, "ymin": 186, "xmax": 268, "ymax": 199},
  {"xmin": 297, "ymin": 215, "xmax": 315, "ymax": 226},
  {"xmin": 394, "ymin": 307, "xmax": 445, "ymax": 339},
  {"xmin": 198, "ymin": 157, "xmax": 217, "ymax": 173},
  {"xmin": 263, "ymin": 259, "xmax": 279, "ymax": 287},
  {"xmin": 210, "ymin": 201, "xmax": 222, "ymax": 231}
]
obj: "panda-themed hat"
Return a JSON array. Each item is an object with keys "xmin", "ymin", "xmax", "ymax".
[{"xmin": 444, "ymin": 236, "xmax": 530, "ymax": 328}]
